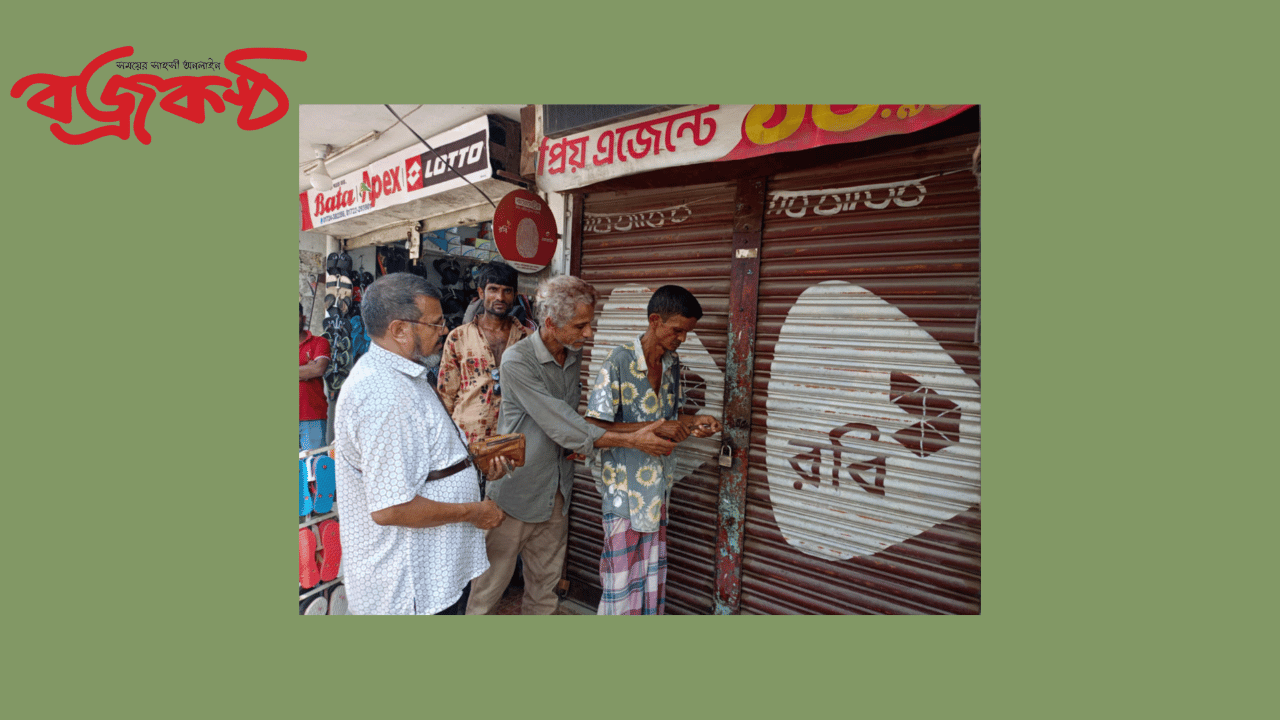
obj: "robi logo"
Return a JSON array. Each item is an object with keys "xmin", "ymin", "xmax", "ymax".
[
  {"xmin": 405, "ymin": 156, "xmax": 423, "ymax": 191},
  {"xmin": 763, "ymin": 281, "xmax": 981, "ymax": 561}
]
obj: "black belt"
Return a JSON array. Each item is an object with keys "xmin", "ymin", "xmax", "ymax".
[{"xmin": 426, "ymin": 456, "xmax": 473, "ymax": 482}]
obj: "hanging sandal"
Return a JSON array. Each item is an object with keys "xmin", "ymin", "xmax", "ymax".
[
  {"xmin": 312, "ymin": 455, "xmax": 335, "ymax": 514},
  {"xmin": 327, "ymin": 583, "xmax": 348, "ymax": 615},
  {"xmin": 299, "ymin": 527, "xmax": 321, "ymax": 589},
  {"xmin": 336, "ymin": 274, "xmax": 353, "ymax": 316},
  {"xmin": 317, "ymin": 519, "xmax": 342, "ymax": 583},
  {"xmin": 298, "ymin": 458, "xmax": 313, "ymax": 516}
]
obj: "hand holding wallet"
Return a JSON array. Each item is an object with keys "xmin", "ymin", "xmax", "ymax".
[{"xmin": 468, "ymin": 433, "xmax": 525, "ymax": 468}]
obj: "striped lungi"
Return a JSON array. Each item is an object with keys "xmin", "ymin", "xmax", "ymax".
[{"xmin": 597, "ymin": 506, "xmax": 668, "ymax": 615}]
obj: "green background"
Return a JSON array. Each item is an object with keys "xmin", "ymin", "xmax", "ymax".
[{"xmin": 4, "ymin": 1, "xmax": 1271, "ymax": 717}]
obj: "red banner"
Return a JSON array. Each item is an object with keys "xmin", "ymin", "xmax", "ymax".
[{"xmin": 718, "ymin": 104, "xmax": 973, "ymax": 162}]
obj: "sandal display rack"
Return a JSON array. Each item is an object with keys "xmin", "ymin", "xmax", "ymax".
[{"xmin": 300, "ymin": 445, "xmax": 346, "ymax": 615}]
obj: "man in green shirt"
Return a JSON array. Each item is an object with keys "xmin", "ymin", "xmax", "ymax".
[{"xmin": 465, "ymin": 275, "xmax": 675, "ymax": 615}]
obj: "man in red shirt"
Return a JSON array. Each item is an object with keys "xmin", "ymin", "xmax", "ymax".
[{"xmin": 300, "ymin": 303, "xmax": 331, "ymax": 450}]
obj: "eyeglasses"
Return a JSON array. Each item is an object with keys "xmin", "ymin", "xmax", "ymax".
[
  {"xmin": 399, "ymin": 318, "xmax": 449, "ymax": 331},
  {"xmin": 490, "ymin": 368, "xmax": 501, "ymax": 396}
]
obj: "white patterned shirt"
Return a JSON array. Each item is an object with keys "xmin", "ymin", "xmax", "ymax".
[{"xmin": 333, "ymin": 343, "xmax": 488, "ymax": 615}]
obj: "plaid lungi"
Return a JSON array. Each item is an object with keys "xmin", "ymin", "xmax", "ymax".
[{"xmin": 597, "ymin": 506, "xmax": 668, "ymax": 615}]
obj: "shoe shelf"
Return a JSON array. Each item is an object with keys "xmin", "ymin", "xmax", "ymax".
[
  {"xmin": 300, "ymin": 445, "xmax": 345, "ymax": 614},
  {"xmin": 300, "ymin": 577, "xmax": 343, "ymax": 602},
  {"xmin": 301, "ymin": 511, "xmax": 337, "ymax": 530}
]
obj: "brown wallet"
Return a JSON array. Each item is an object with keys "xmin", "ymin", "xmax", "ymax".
[{"xmin": 468, "ymin": 433, "xmax": 525, "ymax": 468}]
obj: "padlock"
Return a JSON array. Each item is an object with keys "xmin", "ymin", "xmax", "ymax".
[{"xmin": 719, "ymin": 443, "xmax": 733, "ymax": 468}]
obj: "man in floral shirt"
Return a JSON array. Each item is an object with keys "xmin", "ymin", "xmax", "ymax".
[
  {"xmin": 585, "ymin": 285, "xmax": 722, "ymax": 614},
  {"xmin": 437, "ymin": 262, "xmax": 529, "ymax": 444}
]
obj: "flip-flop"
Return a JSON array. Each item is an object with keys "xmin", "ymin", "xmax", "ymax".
[
  {"xmin": 349, "ymin": 316, "xmax": 370, "ymax": 358},
  {"xmin": 298, "ymin": 458, "xmax": 313, "ymax": 516},
  {"xmin": 299, "ymin": 527, "xmax": 321, "ymax": 589},
  {"xmin": 324, "ymin": 309, "xmax": 348, "ymax": 335},
  {"xmin": 312, "ymin": 455, "xmax": 335, "ymax": 514},
  {"xmin": 317, "ymin": 519, "xmax": 342, "ymax": 583},
  {"xmin": 327, "ymin": 583, "xmax": 348, "ymax": 615},
  {"xmin": 324, "ymin": 272, "xmax": 340, "ymax": 309},
  {"xmin": 337, "ymin": 251, "xmax": 353, "ymax": 275},
  {"xmin": 326, "ymin": 253, "xmax": 340, "ymax": 274},
  {"xmin": 300, "ymin": 593, "xmax": 328, "ymax": 615},
  {"xmin": 328, "ymin": 368, "xmax": 348, "ymax": 398},
  {"xmin": 337, "ymin": 275, "xmax": 353, "ymax": 316}
]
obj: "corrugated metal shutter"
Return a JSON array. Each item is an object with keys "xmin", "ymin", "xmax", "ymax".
[
  {"xmin": 574, "ymin": 181, "xmax": 736, "ymax": 614},
  {"xmin": 740, "ymin": 132, "xmax": 982, "ymax": 614}
]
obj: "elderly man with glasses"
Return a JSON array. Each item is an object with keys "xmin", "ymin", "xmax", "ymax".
[{"xmin": 333, "ymin": 272, "xmax": 504, "ymax": 615}]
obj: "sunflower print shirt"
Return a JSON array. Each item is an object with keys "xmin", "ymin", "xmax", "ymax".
[
  {"xmin": 586, "ymin": 335, "xmax": 684, "ymax": 533},
  {"xmin": 436, "ymin": 319, "xmax": 529, "ymax": 444}
]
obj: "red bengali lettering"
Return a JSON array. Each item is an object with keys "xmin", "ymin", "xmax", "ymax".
[
  {"xmin": 536, "ymin": 105, "xmax": 719, "ymax": 176},
  {"xmin": 157, "ymin": 74, "xmax": 232, "ymax": 124},
  {"xmin": 546, "ymin": 137, "xmax": 568, "ymax": 175},
  {"xmin": 593, "ymin": 130, "xmax": 615, "ymax": 166},
  {"xmin": 622, "ymin": 123, "xmax": 661, "ymax": 160},
  {"xmin": 10, "ymin": 46, "xmax": 136, "ymax": 145},
  {"xmin": 565, "ymin": 136, "xmax": 588, "ymax": 173},
  {"xmin": 105, "ymin": 73, "xmax": 163, "ymax": 144},
  {"xmin": 11, "ymin": 46, "xmax": 305, "ymax": 145},
  {"xmin": 221, "ymin": 48, "xmax": 307, "ymax": 131},
  {"xmin": 671, "ymin": 104, "xmax": 718, "ymax": 147}
]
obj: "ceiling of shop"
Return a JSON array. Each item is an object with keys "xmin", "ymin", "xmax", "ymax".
[{"xmin": 298, "ymin": 104, "xmax": 524, "ymax": 194}]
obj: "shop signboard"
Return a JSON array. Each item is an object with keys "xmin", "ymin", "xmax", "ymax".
[
  {"xmin": 536, "ymin": 104, "xmax": 972, "ymax": 192},
  {"xmin": 300, "ymin": 115, "xmax": 493, "ymax": 232},
  {"xmin": 491, "ymin": 189, "xmax": 558, "ymax": 273}
]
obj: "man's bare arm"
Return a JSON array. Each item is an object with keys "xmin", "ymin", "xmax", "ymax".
[
  {"xmin": 300, "ymin": 357, "xmax": 329, "ymax": 381},
  {"xmin": 370, "ymin": 496, "xmax": 504, "ymax": 529},
  {"xmin": 590, "ymin": 419, "xmax": 676, "ymax": 457}
]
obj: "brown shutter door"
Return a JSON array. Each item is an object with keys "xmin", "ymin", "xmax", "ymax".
[
  {"xmin": 574, "ymin": 181, "xmax": 736, "ymax": 614},
  {"xmin": 742, "ymin": 132, "xmax": 982, "ymax": 613}
]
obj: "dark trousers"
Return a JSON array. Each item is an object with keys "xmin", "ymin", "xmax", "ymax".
[{"xmin": 435, "ymin": 582, "xmax": 472, "ymax": 615}]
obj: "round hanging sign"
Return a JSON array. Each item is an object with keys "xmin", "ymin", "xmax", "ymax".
[{"xmin": 492, "ymin": 189, "xmax": 558, "ymax": 273}]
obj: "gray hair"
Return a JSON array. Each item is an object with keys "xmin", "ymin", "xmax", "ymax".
[
  {"xmin": 534, "ymin": 275, "xmax": 598, "ymax": 326},
  {"xmin": 362, "ymin": 272, "xmax": 442, "ymax": 338}
]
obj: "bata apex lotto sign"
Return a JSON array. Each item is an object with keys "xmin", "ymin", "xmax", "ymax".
[{"xmin": 300, "ymin": 115, "xmax": 493, "ymax": 232}]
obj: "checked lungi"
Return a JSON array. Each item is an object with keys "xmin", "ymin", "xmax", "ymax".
[{"xmin": 597, "ymin": 506, "xmax": 668, "ymax": 615}]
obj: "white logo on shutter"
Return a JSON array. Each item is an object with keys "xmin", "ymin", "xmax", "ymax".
[{"xmin": 764, "ymin": 281, "xmax": 980, "ymax": 561}]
